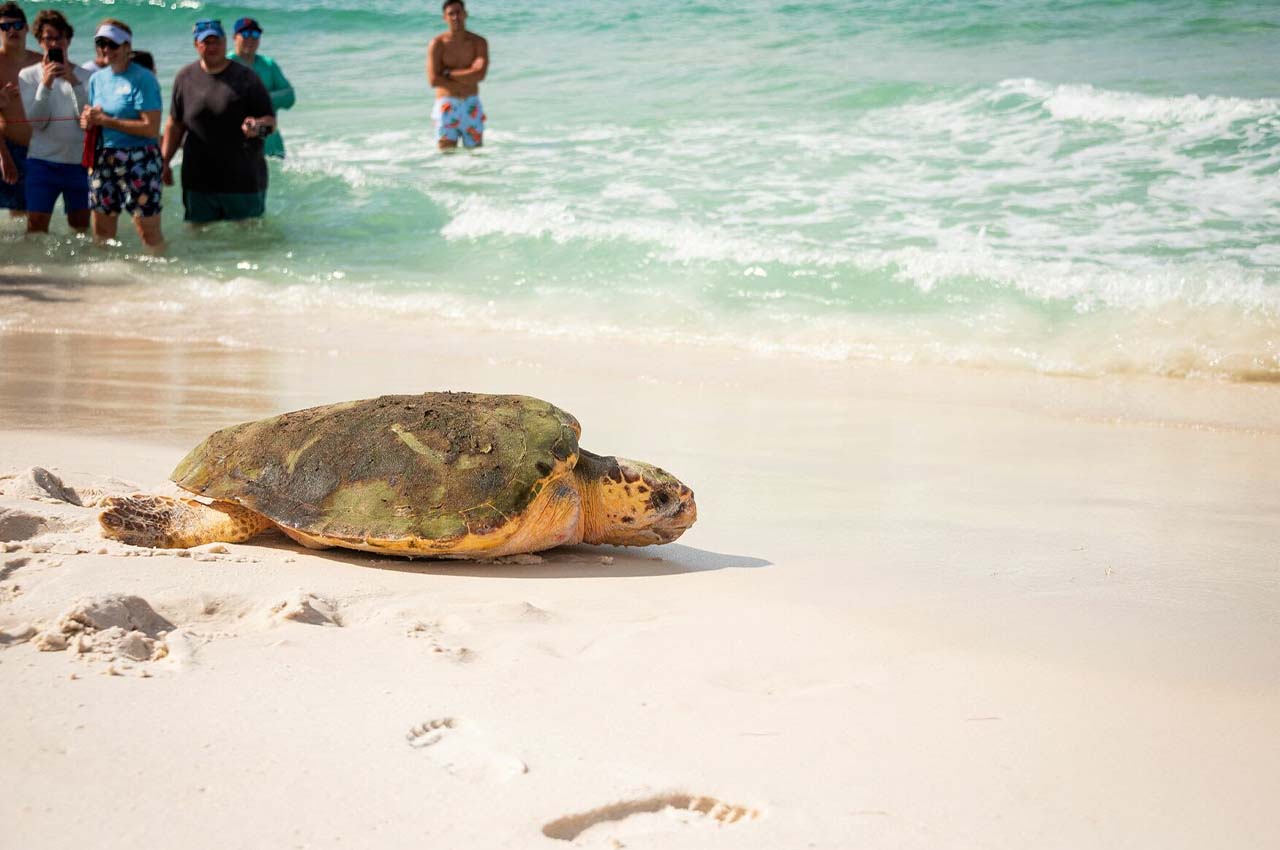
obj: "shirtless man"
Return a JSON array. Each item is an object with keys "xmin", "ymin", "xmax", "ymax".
[
  {"xmin": 425, "ymin": 0, "xmax": 488, "ymax": 150},
  {"xmin": 0, "ymin": 2, "xmax": 40, "ymax": 212}
]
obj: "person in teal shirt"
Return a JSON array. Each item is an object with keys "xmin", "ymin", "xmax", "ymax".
[{"xmin": 227, "ymin": 16, "xmax": 292, "ymax": 158}]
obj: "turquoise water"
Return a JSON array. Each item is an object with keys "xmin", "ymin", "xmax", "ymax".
[{"xmin": 3, "ymin": 0, "xmax": 1279, "ymax": 378}]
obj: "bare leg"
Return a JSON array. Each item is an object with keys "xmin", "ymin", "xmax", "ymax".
[
  {"xmin": 25, "ymin": 212, "xmax": 52, "ymax": 233},
  {"xmin": 92, "ymin": 211, "xmax": 119, "ymax": 243},
  {"xmin": 133, "ymin": 213, "xmax": 165, "ymax": 254},
  {"xmin": 67, "ymin": 209, "xmax": 90, "ymax": 232}
]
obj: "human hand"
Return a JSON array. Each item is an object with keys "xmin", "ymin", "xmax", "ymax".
[
  {"xmin": 0, "ymin": 146, "xmax": 16, "ymax": 185},
  {"xmin": 161, "ymin": 162, "xmax": 174, "ymax": 186},
  {"xmin": 243, "ymin": 117, "xmax": 275, "ymax": 139},
  {"xmin": 41, "ymin": 58, "xmax": 59, "ymax": 87},
  {"xmin": 80, "ymin": 105, "xmax": 104, "ymax": 129},
  {"xmin": 0, "ymin": 82, "xmax": 16, "ymax": 109}
]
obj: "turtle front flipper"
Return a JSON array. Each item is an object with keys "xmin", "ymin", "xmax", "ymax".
[{"xmin": 99, "ymin": 495, "xmax": 273, "ymax": 549}]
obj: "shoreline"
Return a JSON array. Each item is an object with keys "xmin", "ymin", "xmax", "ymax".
[
  {"xmin": 4, "ymin": 257, "xmax": 1279, "ymax": 386},
  {"xmin": 2, "ymin": 316, "xmax": 1279, "ymax": 439}
]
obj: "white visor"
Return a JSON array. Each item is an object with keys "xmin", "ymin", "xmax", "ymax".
[{"xmin": 94, "ymin": 24, "xmax": 132, "ymax": 45}]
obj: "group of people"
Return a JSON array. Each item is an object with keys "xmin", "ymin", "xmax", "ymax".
[
  {"xmin": 0, "ymin": 2, "xmax": 295, "ymax": 252},
  {"xmin": 0, "ymin": 0, "xmax": 489, "ymax": 254}
]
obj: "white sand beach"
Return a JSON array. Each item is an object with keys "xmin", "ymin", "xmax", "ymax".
[{"xmin": 2, "ymin": 296, "xmax": 1279, "ymax": 849}]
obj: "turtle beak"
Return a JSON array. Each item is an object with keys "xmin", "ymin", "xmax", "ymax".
[
  {"xmin": 659, "ymin": 486, "xmax": 696, "ymax": 541},
  {"xmin": 676, "ymin": 487, "xmax": 696, "ymax": 525}
]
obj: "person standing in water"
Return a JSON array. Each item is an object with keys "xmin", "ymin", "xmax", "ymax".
[
  {"xmin": 80, "ymin": 19, "xmax": 165, "ymax": 252},
  {"xmin": 227, "ymin": 17, "xmax": 293, "ymax": 159},
  {"xmin": 18, "ymin": 9, "xmax": 93, "ymax": 234},
  {"xmin": 0, "ymin": 2, "xmax": 40, "ymax": 215},
  {"xmin": 425, "ymin": 0, "xmax": 487, "ymax": 150},
  {"xmin": 161, "ymin": 19, "xmax": 274, "ymax": 224}
]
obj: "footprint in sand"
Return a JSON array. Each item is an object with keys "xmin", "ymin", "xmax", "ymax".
[
  {"xmin": 404, "ymin": 621, "xmax": 474, "ymax": 661},
  {"xmin": 405, "ymin": 716, "xmax": 527, "ymax": 782},
  {"xmin": 542, "ymin": 794, "xmax": 761, "ymax": 842}
]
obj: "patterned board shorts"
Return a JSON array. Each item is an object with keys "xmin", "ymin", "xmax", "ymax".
[
  {"xmin": 90, "ymin": 144, "xmax": 163, "ymax": 217},
  {"xmin": 431, "ymin": 96, "xmax": 485, "ymax": 147}
]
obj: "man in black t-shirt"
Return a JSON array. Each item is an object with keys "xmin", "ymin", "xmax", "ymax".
[{"xmin": 160, "ymin": 19, "xmax": 275, "ymax": 223}]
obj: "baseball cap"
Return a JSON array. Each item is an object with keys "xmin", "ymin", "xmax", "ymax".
[
  {"xmin": 193, "ymin": 19, "xmax": 225, "ymax": 42},
  {"xmin": 234, "ymin": 18, "xmax": 262, "ymax": 35}
]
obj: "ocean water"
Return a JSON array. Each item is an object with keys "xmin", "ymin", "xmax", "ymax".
[{"xmin": 2, "ymin": 0, "xmax": 1279, "ymax": 379}]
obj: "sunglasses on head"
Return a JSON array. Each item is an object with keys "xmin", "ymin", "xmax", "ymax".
[
  {"xmin": 94, "ymin": 37, "xmax": 121, "ymax": 49},
  {"xmin": 0, "ymin": 20, "xmax": 27, "ymax": 32},
  {"xmin": 239, "ymin": 29, "xmax": 262, "ymax": 39}
]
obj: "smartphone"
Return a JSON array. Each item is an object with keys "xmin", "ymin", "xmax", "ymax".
[{"xmin": 46, "ymin": 47, "xmax": 64, "ymax": 63}]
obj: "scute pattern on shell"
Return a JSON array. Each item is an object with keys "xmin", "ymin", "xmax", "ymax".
[{"xmin": 170, "ymin": 393, "xmax": 581, "ymax": 544}]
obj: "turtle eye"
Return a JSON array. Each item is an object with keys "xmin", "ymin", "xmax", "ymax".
[{"xmin": 655, "ymin": 491, "xmax": 671, "ymax": 507}]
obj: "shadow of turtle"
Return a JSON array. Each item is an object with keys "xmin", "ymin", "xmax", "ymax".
[{"xmin": 259, "ymin": 533, "xmax": 769, "ymax": 578}]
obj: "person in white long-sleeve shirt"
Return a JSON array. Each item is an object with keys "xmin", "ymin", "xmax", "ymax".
[{"xmin": 18, "ymin": 9, "xmax": 91, "ymax": 233}]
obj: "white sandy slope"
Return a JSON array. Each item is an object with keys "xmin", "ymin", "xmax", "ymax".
[{"xmin": 1, "ymin": 318, "xmax": 1279, "ymax": 850}]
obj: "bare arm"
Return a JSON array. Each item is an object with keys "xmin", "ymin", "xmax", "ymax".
[
  {"xmin": 82, "ymin": 106, "xmax": 161, "ymax": 140},
  {"xmin": 160, "ymin": 114, "xmax": 185, "ymax": 185},
  {"xmin": 160, "ymin": 115, "xmax": 185, "ymax": 163},
  {"xmin": 0, "ymin": 81, "xmax": 31, "ymax": 146},
  {"xmin": 447, "ymin": 35, "xmax": 488, "ymax": 83},
  {"xmin": 0, "ymin": 137, "xmax": 14, "ymax": 185},
  {"xmin": 425, "ymin": 36, "xmax": 446, "ymax": 87}
]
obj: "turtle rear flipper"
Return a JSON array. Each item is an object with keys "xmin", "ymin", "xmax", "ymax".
[{"xmin": 99, "ymin": 494, "xmax": 272, "ymax": 549}]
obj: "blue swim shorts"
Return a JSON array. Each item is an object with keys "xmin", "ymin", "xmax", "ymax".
[
  {"xmin": 431, "ymin": 96, "xmax": 485, "ymax": 147},
  {"xmin": 24, "ymin": 157, "xmax": 90, "ymax": 215},
  {"xmin": 0, "ymin": 142, "xmax": 28, "ymax": 210}
]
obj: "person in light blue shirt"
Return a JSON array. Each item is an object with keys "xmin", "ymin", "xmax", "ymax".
[
  {"xmin": 80, "ymin": 18, "xmax": 164, "ymax": 251},
  {"xmin": 228, "ymin": 17, "xmax": 294, "ymax": 159}
]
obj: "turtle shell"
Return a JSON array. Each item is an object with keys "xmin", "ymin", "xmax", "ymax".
[{"xmin": 171, "ymin": 392, "xmax": 582, "ymax": 545}]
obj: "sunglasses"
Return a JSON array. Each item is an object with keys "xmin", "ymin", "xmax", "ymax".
[
  {"xmin": 94, "ymin": 37, "xmax": 121, "ymax": 50},
  {"xmin": 0, "ymin": 20, "xmax": 27, "ymax": 32},
  {"xmin": 238, "ymin": 29, "xmax": 262, "ymax": 39}
]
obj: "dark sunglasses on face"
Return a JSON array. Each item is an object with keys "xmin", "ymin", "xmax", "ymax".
[
  {"xmin": 94, "ymin": 37, "xmax": 121, "ymax": 49},
  {"xmin": 239, "ymin": 29, "xmax": 262, "ymax": 39},
  {"xmin": 0, "ymin": 20, "xmax": 27, "ymax": 32}
]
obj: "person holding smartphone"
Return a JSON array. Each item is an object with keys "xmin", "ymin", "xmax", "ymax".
[{"xmin": 18, "ymin": 8, "xmax": 93, "ymax": 233}]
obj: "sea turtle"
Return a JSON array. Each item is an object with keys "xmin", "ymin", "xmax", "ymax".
[{"xmin": 98, "ymin": 392, "xmax": 697, "ymax": 558}]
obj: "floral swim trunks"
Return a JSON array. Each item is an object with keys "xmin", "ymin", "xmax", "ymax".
[
  {"xmin": 90, "ymin": 144, "xmax": 164, "ymax": 217},
  {"xmin": 431, "ymin": 95, "xmax": 485, "ymax": 147}
]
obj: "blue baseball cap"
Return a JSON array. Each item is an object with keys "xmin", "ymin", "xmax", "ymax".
[
  {"xmin": 234, "ymin": 17, "xmax": 262, "ymax": 36},
  {"xmin": 193, "ymin": 19, "xmax": 225, "ymax": 42}
]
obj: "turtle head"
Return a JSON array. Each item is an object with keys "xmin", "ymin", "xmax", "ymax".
[{"xmin": 575, "ymin": 451, "xmax": 697, "ymax": 547}]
